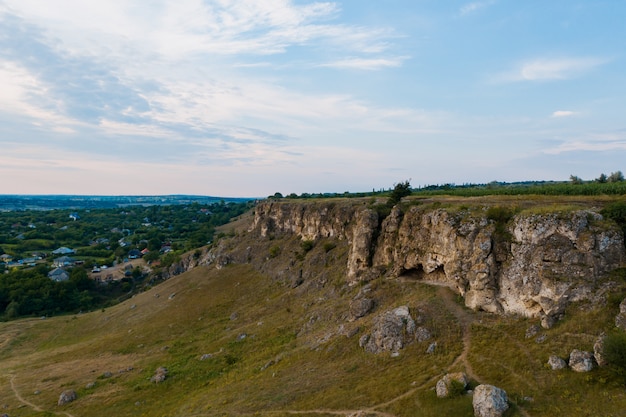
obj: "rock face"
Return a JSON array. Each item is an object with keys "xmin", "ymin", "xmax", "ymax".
[
  {"xmin": 249, "ymin": 201, "xmax": 625, "ymax": 321},
  {"xmin": 359, "ymin": 306, "xmax": 420, "ymax": 354},
  {"xmin": 569, "ymin": 350, "xmax": 596, "ymax": 372},
  {"xmin": 472, "ymin": 384, "xmax": 509, "ymax": 417},
  {"xmin": 436, "ymin": 372, "xmax": 468, "ymax": 398},
  {"xmin": 58, "ymin": 389, "xmax": 77, "ymax": 405}
]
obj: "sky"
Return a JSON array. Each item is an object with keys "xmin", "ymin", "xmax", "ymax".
[{"xmin": 1, "ymin": 0, "xmax": 625, "ymax": 197}]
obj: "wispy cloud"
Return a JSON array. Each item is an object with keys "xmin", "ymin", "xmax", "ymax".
[
  {"xmin": 544, "ymin": 133, "xmax": 626, "ymax": 154},
  {"xmin": 460, "ymin": 1, "xmax": 496, "ymax": 15},
  {"xmin": 500, "ymin": 57, "xmax": 608, "ymax": 82},
  {"xmin": 318, "ymin": 56, "xmax": 408, "ymax": 70}
]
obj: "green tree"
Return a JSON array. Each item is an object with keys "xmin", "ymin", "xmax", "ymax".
[
  {"xmin": 387, "ymin": 180, "xmax": 412, "ymax": 206},
  {"xmin": 597, "ymin": 173, "xmax": 608, "ymax": 183},
  {"xmin": 570, "ymin": 174, "xmax": 583, "ymax": 185},
  {"xmin": 609, "ymin": 171, "xmax": 625, "ymax": 183}
]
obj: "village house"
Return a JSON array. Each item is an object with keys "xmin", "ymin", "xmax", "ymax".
[
  {"xmin": 48, "ymin": 268, "xmax": 70, "ymax": 282},
  {"xmin": 52, "ymin": 247, "xmax": 75, "ymax": 255},
  {"xmin": 53, "ymin": 256, "xmax": 75, "ymax": 268}
]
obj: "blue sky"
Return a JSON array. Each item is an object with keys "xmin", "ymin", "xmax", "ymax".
[{"xmin": 0, "ymin": 1, "xmax": 624, "ymax": 197}]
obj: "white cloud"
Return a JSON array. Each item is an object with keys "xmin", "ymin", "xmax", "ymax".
[
  {"xmin": 551, "ymin": 110, "xmax": 576, "ymax": 118},
  {"xmin": 503, "ymin": 57, "xmax": 608, "ymax": 82},
  {"xmin": 0, "ymin": 60, "xmax": 77, "ymax": 131}
]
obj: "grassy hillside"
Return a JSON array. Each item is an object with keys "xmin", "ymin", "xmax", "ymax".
[{"xmin": 0, "ymin": 202, "xmax": 625, "ymax": 417}]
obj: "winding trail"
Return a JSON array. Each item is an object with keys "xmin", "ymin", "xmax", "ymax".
[
  {"xmin": 8, "ymin": 374, "xmax": 75, "ymax": 417},
  {"xmin": 436, "ymin": 286, "xmax": 482, "ymax": 383}
]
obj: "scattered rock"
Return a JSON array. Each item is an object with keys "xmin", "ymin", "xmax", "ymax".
[
  {"xmin": 346, "ymin": 326, "xmax": 360, "ymax": 338},
  {"xmin": 436, "ymin": 372, "xmax": 468, "ymax": 398},
  {"xmin": 130, "ymin": 304, "xmax": 136, "ymax": 310},
  {"xmin": 525, "ymin": 324, "xmax": 541, "ymax": 339},
  {"xmin": 594, "ymin": 334, "xmax": 607, "ymax": 367},
  {"xmin": 349, "ymin": 298, "xmax": 375, "ymax": 320},
  {"xmin": 426, "ymin": 342, "xmax": 437, "ymax": 354},
  {"xmin": 547, "ymin": 355, "xmax": 567, "ymax": 370},
  {"xmin": 237, "ymin": 333, "xmax": 247, "ymax": 341},
  {"xmin": 85, "ymin": 382, "xmax": 96, "ymax": 389},
  {"xmin": 168, "ymin": 293, "xmax": 176, "ymax": 300},
  {"xmin": 230, "ymin": 312, "xmax": 238, "ymax": 321},
  {"xmin": 535, "ymin": 334, "xmax": 547, "ymax": 344},
  {"xmin": 569, "ymin": 349, "xmax": 596, "ymax": 372},
  {"xmin": 415, "ymin": 327, "xmax": 431, "ymax": 343},
  {"xmin": 58, "ymin": 390, "xmax": 77, "ymax": 406},
  {"xmin": 150, "ymin": 367, "xmax": 168, "ymax": 383},
  {"xmin": 102, "ymin": 371, "xmax": 113, "ymax": 378},
  {"xmin": 616, "ymin": 300, "xmax": 626, "ymax": 330},
  {"xmin": 472, "ymin": 384, "xmax": 509, "ymax": 417},
  {"xmin": 540, "ymin": 314, "xmax": 556, "ymax": 329},
  {"xmin": 200, "ymin": 354, "xmax": 213, "ymax": 361}
]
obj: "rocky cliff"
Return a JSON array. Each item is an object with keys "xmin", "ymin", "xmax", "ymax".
[{"xmin": 250, "ymin": 200, "xmax": 625, "ymax": 325}]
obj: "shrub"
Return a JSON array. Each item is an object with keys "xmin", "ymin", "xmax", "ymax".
[
  {"xmin": 300, "ymin": 240, "xmax": 314, "ymax": 252},
  {"xmin": 269, "ymin": 245, "xmax": 281, "ymax": 258},
  {"xmin": 323, "ymin": 242, "xmax": 337, "ymax": 253},
  {"xmin": 602, "ymin": 332, "xmax": 626, "ymax": 381}
]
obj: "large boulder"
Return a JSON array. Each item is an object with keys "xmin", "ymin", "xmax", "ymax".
[
  {"xmin": 569, "ymin": 350, "xmax": 596, "ymax": 372},
  {"xmin": 472, "ymin": 385, "xmax": 509, "ymax": 417},
  {"xmin": 436, "ymin": 372, "xmax": 468, "ymax": 398},
  {"xmin": 349, "ymin": 298, "xmax": 375, "ymax": 320},
  {"xmin": 360, "ymin": 306, "xmax": 419, "ymax": 354},
  {"xmin": 58, "ymin": 389, "xmax": 77, "ymax": 406}
]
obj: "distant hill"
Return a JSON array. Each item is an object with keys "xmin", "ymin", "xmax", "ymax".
[{"xmin": 0, "ymin": 195, "xmax": 255, "ymax": 211}]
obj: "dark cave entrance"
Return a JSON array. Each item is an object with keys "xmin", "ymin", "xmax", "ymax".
[{"xmin": 399, "ymin": 264, "xmax": 446, "ymax": 282}]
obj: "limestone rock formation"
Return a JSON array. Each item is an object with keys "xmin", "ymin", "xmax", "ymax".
[
  {"xmin": 548, "ymin": 355, "xmax": 567, "ymax": 370},
  {"xmin": 436, "ymin": 372, "xmax": 468, "ymax": 398},
  {"xmin": 472, "ymin": 384, "xmax": 509, "ymax": 417},
  {"xmin": 247, "ymin": 201, "xmax": 625, "ymax": 323},
  {"xmin": 58, "ymin": 389, "xmax": 77, "ymax": 405},
  {"xmin": 569, "ymin": 350, "xmax": 596, "ymax": 372}
]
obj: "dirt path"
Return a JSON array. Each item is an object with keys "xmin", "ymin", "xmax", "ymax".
[
  {"xmin": 436, "ymin": 286, "xmax": 483, "ymax": 383},
  {"xmin": 8, "ymin": 374, "xmax": 75, "ymax": 417}
]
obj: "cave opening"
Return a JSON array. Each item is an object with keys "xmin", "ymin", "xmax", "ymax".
[{"xmin": 400, "ymin": 264, "xmax": 447, "ymax": 282}]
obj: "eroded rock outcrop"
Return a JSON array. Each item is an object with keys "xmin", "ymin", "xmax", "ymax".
[
  {"xmin": 240, "ymin": 201, "xmax": 626, "ymax": 328},
  {"xmin": 249, "ymin": 201, "xmax": 625, "ymax": 322}
]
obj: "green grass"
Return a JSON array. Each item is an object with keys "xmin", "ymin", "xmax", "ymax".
[{"xmin": 1, "ymin": 217, "xmax": 626, "ymax": 417}]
